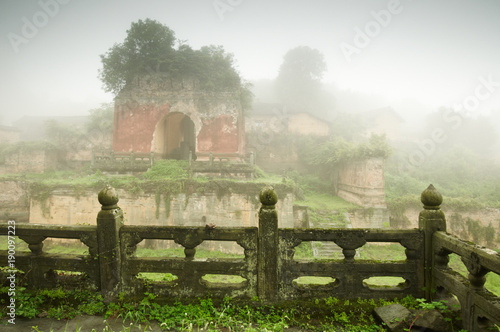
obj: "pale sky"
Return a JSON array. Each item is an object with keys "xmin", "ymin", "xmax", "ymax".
[{"xmin": 1, "ymin": 0, "xmax": 499, "ymax": 124}]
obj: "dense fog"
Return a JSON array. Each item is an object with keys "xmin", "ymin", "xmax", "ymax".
[{"xmin": 1, "ymin": 0, "xmax": 499, "ymax": 175}]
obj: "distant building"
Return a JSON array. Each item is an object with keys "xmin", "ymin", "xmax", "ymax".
[
  {"xmin": 360, "ymin": 106, "xmax": 404, "ymax": 141},
  {"xmin": 246, "ymin": 102, "xmax": 330, "ymax": 136}
]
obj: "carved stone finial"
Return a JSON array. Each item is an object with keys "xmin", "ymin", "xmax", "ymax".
[
  {"xmin": 98, "ymin": 185, "xmax": 119, "ymax": 209},
  {"xmin": 421, "ymin": 184, "xmax": 442, "ymax": 209},
  {"xmin": 259, "ymin": 185, "xmax": 278, "ymax": 207}
]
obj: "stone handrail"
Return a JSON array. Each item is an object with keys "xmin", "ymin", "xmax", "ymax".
[
  {"xmin": 91, "ymin": 150, "xmax": 154, "ymax": 172},
  {"xmin": 432, "ymin": 231, "xmax": 500, "ymax": 331},
  {"xmin": 0, "ymin": 223, "xmax": 99, "ymax": 290},
  {"xmin": 119, "ymin": 225, "xmax": 258, "ymax": 299},
  {"xmin": 279, "ymin": 228, "xmax": 424, "ymax": 300},
  {"xmin": 0, "ymin": 184, "xmax": 499, "ymax": 330}
]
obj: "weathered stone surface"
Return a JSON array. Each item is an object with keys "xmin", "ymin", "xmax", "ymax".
[
  {"xmin": 335, "ymin": 158, "xmax": 387, "ymax": 209},
  {"xmin": 29, "ymin": 188, "xmax": 294, "ymax": 229},
  {"xmin": 0, "ymin": 180, "xmax": 29, "ymax": 222},
  {"xmin": 373, "ymin": 304, "xmax": 412, "ymax": 332},
  {"xmin": 97, "ymin": 185, "xmax": 119, "ymax": 207},
  {"xmin": 413, "ymin": 310, "xmax": 452, "ymax": 332},
  {"xmin": 113, "ymin": 75, "xmax": 245, "ymax": 158},
  {"xmin": 421, "ymin": 184, "xmax": 443, "ymax": 209},
  {"xmin": 97, "ymin": 185, "xmax": 123, "ymax": 303}
]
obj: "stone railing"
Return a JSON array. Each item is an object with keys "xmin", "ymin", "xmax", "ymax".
[
  {"xmin": 189, "ymin": 151, "xmax": 255, "ymax": 178},
  {"xmin": 1, "ymin": 185, "xmax": 499, "ymax": 330},
  {"xmin": 91, "ymin": 150, "xmax": 154, "ymax": 172},
  {"xmin": 419, "ymin": 185, "xmax": 500, "ymax": 331}
]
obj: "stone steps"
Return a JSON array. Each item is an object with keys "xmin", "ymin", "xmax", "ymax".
[{"xmin": 309, "ymin": 210, "xmax": 353, "ymax": 259}]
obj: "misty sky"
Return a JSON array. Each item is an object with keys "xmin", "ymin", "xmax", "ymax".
[{"xmin": 1, "ymin": 0, "xmax": 499, "ymax": 125}]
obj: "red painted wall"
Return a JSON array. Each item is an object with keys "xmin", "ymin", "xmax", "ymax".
[
  {"xmin": 197, "ymin": 115, "xmax": 239, "ymax": 153},
  {"xmin": 113, "ymin": 103, "xmax": 244, "ymax": 156},
  {"xmin": 113, "ymin": 102, "xmax": 170, "ymax": 153}
]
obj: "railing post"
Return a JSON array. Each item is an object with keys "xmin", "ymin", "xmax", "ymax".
[
  {"xmin": 419, "ymin": 184, "xmax": 446, "ymax": 300},
  {"xmin": 97, "ymin": 185, "xmax": 123, "ymax": 303},
  {"xmin": 258, "ymin": 186, "xmax": 279, "ymax": 302},
  {"xmin": 18, "ymin": 235, "xmax": 46, "ymax": 289}
]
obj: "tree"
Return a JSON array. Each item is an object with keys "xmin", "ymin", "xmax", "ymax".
[
  {"xmin": 99, "ymin": 19, "xmax": 252, "ymax": 108},
  {"xmin": 275, "ymin": 46, "xmax": 328, "ymax": 115},
  {"xmin": 99, "ymin": 19, "xmax": 176, "ymax": 94}
]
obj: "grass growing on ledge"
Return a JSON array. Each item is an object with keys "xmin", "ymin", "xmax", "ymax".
[{"xmin": 295, "ymin": 192, "xmax": 360, "ymax": 211}]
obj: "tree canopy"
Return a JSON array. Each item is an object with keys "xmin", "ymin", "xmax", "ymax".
[
  {"xmin": 275, "ymin": 46, "xmax": 328, "ymax": 112},
  {"xmin": 99, "ymin": 19, "xmax": 250, "ymax": 103},
  {"xmin": 274, "ymin": 46, "xmax": 337, "ymax": 121}
]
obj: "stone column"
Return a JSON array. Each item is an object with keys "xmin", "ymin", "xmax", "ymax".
[
  {"xmin": 96, "ymin": 185, "xmax": 123, "ymax": 303},
  {"xmin": 418, "ymin": 184, "xmax": 446, "ymax": 300},
  {"xmin": 258, "ymin": 186, "xmax": 279, "ymax": 301}
]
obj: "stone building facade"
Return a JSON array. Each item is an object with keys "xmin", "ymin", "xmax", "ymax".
[{"xmin": 113, "ymin": 75, "xmax": 245, "ymax": 160}]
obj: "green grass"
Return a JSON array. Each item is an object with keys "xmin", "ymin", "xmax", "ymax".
[
  {"xmin": 358, "ymin": 243, "xmax": 407, "ymax": 261},
  {"xmin": 136, "ymin": 272, "xmax": 178, "ymax": 282},
  {"xmin": 135, "ymin": 247, "xmax": 244, "ymax": 259},
  {"xmin": 0, "ymin": 287, "xmax": 422, "ymax": 331},
  {"xmin": 294, "ymin": 276, "xmax": 336, "ymax": 286},
  {"xmin": 295, "ymin": 192, "xmax": 360, "ymax": 211}
]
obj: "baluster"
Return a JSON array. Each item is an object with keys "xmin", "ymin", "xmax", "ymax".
[
  {"xmin": 462, "ymin": 252, "xmax": 488, "ymax": 291},
  {"xmin": 18, "ymin": 235, "xmax": 46, "ymax": 289}
]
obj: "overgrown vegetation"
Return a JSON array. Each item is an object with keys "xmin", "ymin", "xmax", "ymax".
[
  {"xmin": 300, "ymin": 133, "xmax": 392, "ymax": 168},
  {"xmin": 0, "ymin": 283, "xmax": 440, "ymax": 332},
  {"xmin": 0, "ymin": 159, "xmax": 297, "ymax": 220},
  {"xmin": 386, "ymin": 145, "xmax": 500, "ymax": 210},
  {"xmin": 385, "ymin": 144, "xmax": 500, "ymax": 247},
  {"xmin": 1, "ymin": 238, "xmax": 496, "ymax": 331}
]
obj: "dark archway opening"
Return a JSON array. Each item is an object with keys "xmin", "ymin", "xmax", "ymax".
[{"xmin": 161, "ymin": 113, "xmax": 196, "ymax": 160}]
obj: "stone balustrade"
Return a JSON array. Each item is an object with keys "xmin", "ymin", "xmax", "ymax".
[{"xmin": 0, "ymin": 184, "xmax": 499, "ymax": 330}]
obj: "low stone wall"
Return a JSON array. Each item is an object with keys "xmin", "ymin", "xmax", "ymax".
[
  {"xmin": 29, "ymin": 190, "xmax": 294, "ymax": 228},
  {"xmin": 349, "ymin": 208, "xmax": 391, "ymax": 228},
  {"xmin": 335, "ymin": 158, "xmax": 387, "ymax": 209},
  {"xmin": 0, "ymin": 180, "xmax": 29, "ymax": 223},
  {"xmin": 29, "ymin": 187, "xmax": 295, "ymax": 253}
]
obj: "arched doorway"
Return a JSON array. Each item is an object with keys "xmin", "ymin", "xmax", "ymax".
[{"xmin": 154, "ymin": 112, "xmax": 196, "ymax": 160}]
